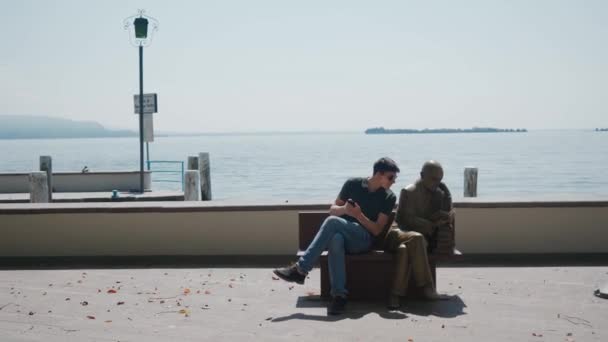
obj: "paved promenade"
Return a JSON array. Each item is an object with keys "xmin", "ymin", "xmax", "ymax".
[{"xmin": 1, "ymin": 267, "xmax": 606, "ymax": 341}]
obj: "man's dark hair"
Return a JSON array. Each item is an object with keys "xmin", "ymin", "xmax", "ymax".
[{"xmin": 373, "ymin": 157, "xmax": 400, "ymax": 175}]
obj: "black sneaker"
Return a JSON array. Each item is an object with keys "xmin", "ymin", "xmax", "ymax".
[
  {"xmin": 273, "ymin": 265, "xmax": 306, "ymax": 285},
  {"xmin": 327, "ymin": 296, "xmax": 347, "ymax": 315}
]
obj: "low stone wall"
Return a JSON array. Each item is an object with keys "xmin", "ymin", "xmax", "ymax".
[
  {"xmin": 0, "ymin": 171, "xmax": 152, "ymax": 193},
  {"xmin": 0, "ymin": 200, "xmax": 607, "ymax": 257}
]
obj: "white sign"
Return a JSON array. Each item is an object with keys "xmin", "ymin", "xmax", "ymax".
[
  {"xmin": 143, "ymin": 115, "xmax": 154, "ymax": 142},
  {"xmin": 134, "ymin": 93, "xmax": 158, "ymax": 114}
]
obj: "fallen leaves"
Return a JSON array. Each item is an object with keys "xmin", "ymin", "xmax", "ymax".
[
  {"xmin": 183, "ymin": 288, "xmax": 191, "ymax": 295},
  {"xmin": 117, "ymin": 301, "xmax": 125, "ymax": 305},
  {"xmin": 107, "ymin": 289, "xmax": 117, "ymax": 294},
  {"xmin": 157, "ymin": 309, "xmax": 191, "ymax": 317},
  {"xmin": 80, "ymin": 301, "xmax": 88, "ymax": 306},
  {"xmin": 86, "ymin": 315, "xmax": 96, "ymax": 320}
]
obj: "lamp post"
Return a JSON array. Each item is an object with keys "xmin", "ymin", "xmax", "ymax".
[{"xmin": 124, "ymin": 10, "xmax": 158, "ymax": 193}]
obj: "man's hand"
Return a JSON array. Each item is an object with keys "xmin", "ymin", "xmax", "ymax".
[{"xmin": 345, "ymin": 200, "xmax": 362, "ymax": 219}]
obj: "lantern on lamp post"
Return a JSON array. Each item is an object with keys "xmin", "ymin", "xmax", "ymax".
[{"xmin": 124, "ymin": 10, "xmax": 158, "ymax": 193}]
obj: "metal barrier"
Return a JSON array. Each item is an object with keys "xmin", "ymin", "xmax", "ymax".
[{"xmin": 146, "ymin": 160, "xmax": 184, "ymax": 191}]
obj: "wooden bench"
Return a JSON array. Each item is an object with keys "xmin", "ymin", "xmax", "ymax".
[{"xmin": 297, "ymin": 211, "xmax": 462, "ymax": 299}]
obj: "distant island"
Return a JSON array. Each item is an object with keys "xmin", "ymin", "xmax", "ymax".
[
  {"xmin": 365, "ymin": 127, "xmax": 528, "ymax": 135},
  {"xmin": 0, "ymin": 115, "xmax": 137, "ymax": 139},
  {"xmin": 596, "ymin": 128, "xmax": 608, "ymax": 132}
]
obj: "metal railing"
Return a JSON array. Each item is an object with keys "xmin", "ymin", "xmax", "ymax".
[{"xmin": 146, "ymin": 160, "xmax": 184, "ymax": 191}]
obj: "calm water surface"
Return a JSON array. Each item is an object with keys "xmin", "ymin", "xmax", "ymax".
[{"xmin": 0, "ymin": 130, "xmax": 606, "ymax": 201}]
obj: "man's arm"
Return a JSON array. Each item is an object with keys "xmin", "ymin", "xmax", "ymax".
[
  {"xmin": 395, "ymin": 188, "xmax": 407, "ymax": 227},
  {"xmin": 329, "ymin": 179, "xmax": 352, "ymax": 217},
  {"xmin": 355, "ymin": 211, "xmax": 391, "ymax": 236},
  {"xmin": 329, "ymin": 198, "xmax": 348, "ymax": 217},
  {"xmin": 329, "ymin": 198, "xmax": 390, "ymax": 236}
]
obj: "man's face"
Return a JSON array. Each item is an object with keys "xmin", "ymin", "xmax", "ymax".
[
  {"xmin": 380, "ymin": 171, "xmax": 398, "ymax": 189},
  {"xmin": 421, "ymin": 168, "xmax": 443, "ymax": 192}
]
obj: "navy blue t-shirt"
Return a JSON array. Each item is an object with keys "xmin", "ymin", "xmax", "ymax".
[{"xmin": 338, "ymin": 177, "xmax": 396, "ymax": 223}]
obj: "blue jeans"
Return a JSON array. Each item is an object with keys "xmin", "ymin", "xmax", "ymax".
[{"xmin": 297, "ymin": 215, "xmax": 373, "ymax": 297}]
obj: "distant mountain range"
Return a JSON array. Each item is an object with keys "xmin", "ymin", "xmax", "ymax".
[
  {"xmin": 0, "ymin": 115, "xmax": 137, "ymax": 139},
  {"xmin": 365, "ymin": 127, "xmax": 528, "ymax": 134}
]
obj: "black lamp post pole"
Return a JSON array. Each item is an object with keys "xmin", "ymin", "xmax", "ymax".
[{"xmin": 138, "ymin": 45, "xmax": 144, "ymax": 193}]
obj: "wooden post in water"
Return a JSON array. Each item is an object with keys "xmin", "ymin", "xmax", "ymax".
[
  {"xmin": 187, "ymin": 156, "xmax": 199, "ymax": 171},
  {"xmin": 29, "ymin": 172, "xmax": 49, "ymax": 203},
  {"xmin": 198, "ymin": 152, "xmax": 212, "ymax": 201},
  {"xmin": 464, "ymin": 167, "xmax": 478, "ymax": 197},
  {"xmin": 184, "ymin": 170, "xmax": 200, "ymax": 201},
  {"xmin": 39, "ymin": 156, "xmax": 52, "ymax": 201}
]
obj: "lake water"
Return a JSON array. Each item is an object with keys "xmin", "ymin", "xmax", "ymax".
[{"xmin": 0, "ymin": 130, "xmax": 606, "ymax": 201}]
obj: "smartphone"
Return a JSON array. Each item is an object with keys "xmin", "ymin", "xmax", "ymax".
[{"xmin": 346, "ymin": 198, "xmax": 356, "ymax": 206}]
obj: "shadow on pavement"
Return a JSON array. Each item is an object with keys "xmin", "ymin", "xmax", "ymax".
[{"xmin": 271, "ymin": 294, "xmax": 466, "ymax": 322}]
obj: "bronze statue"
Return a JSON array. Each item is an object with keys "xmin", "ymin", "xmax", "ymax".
[{"xmin": 384, "ymin": 160, "xmax": 453, "ymax": 309}]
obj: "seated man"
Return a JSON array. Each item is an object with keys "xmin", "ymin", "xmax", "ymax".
[
  {"xmin": 273, "ymin": 157, "xmax": 399, "ymax": 315},
  {"xmin": 384, "ymin": 160, "xmax": 453, "ymax": 309}
]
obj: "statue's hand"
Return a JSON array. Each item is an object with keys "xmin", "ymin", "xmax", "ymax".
[
  {"xmin": 432, "ymin": 218, "xmax": 450, "ymax": 230},
  {"xmin": 437, "ymin": 210, "xmax": 451, "ymax": 220},
  {"xmin": 429, "ymin": 211, "xmax": 443, "ymax": 221},
  {"xmin": 448, "ymin": 209, "xmax": 455, "ymax": 223}
]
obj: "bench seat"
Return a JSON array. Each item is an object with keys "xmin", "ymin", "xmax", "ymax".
[{"xmin": 298, "ymin": 211, "xmax": 462, "ymax": 299}]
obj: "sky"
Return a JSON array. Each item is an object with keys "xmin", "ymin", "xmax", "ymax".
[{"xmin": 1, "ymin": 0, "xmax": 607, "ymax": 132}]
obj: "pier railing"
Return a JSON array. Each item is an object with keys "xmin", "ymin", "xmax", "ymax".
[{"xmin": 146, "ymin": 160, "xmax": 184, "ymax": 191}]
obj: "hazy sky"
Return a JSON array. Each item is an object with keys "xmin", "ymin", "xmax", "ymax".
[{"xmin": 1, "ymin": 0, "xmax": 607, "ymax": 132}]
